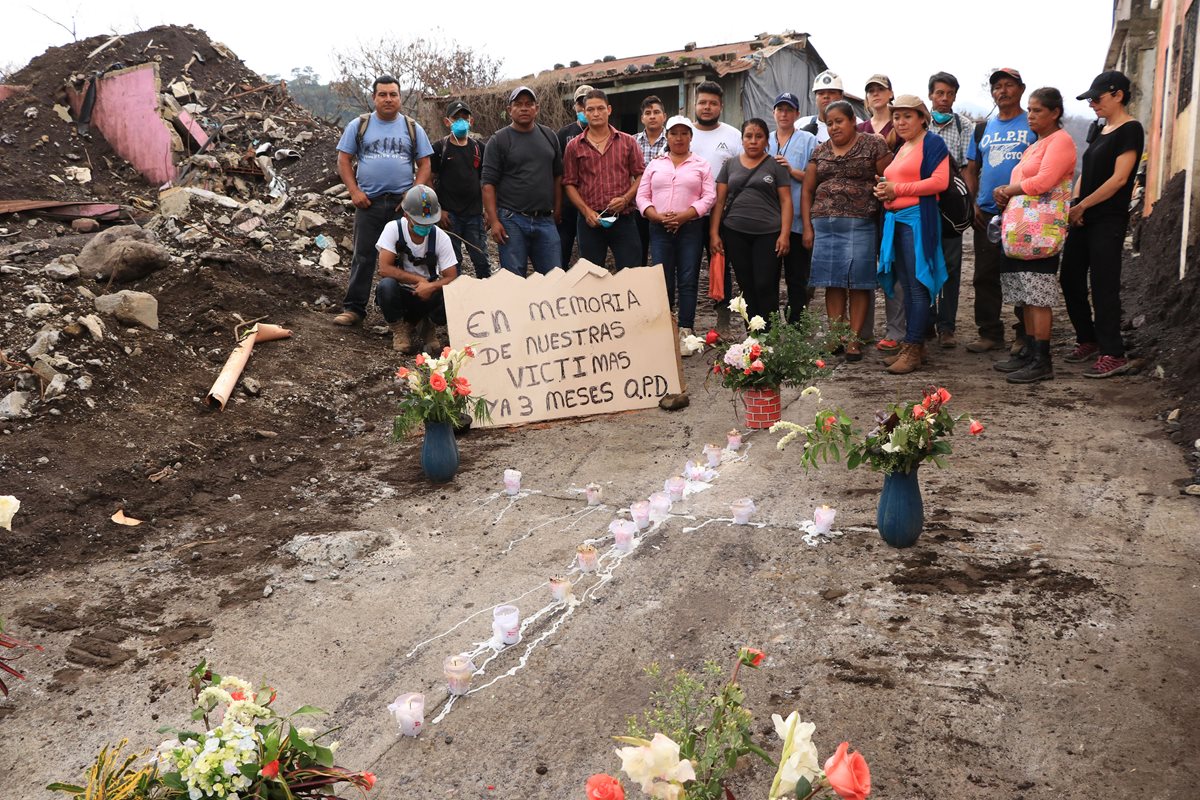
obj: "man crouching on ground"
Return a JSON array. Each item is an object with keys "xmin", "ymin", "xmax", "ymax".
[{"xmin": 376, "ymin": 185, "xmax": 458, "ymax": 353}]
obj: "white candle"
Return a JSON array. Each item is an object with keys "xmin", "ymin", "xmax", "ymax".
[
  {"xmin": 549, "ymin": 575, "xmax": 571, "ymax": 601},
  {"xmin": 586, "ymin": 482, "xmax": 603, "ymax": 506},
  {"xmin": 813, "ymin": 505, "xmax": 836, "ymax": 534},
  {"xmin": 610, "ymin": 519, "xmax": 637, "ymax": 552},
  {"xmin": 388, "ymin": 693, "xmax": 425, "ymax": 737},
  {"xmin": 664, "ymin": 476, "xmax": 686, "ymax": 502},
  {"xmin": 503, "ymin": 469, "xmax": 522, "ymax": 495},
  {"xmin": 703, "ymin": 443, "xmax": 723, "ymax": 467},
  {"xmin": 726, "ymin": 430, "xmax": 743, "ymax": 451},
  {"xmin": 731, "ymin": 497, "xmax": 755, "ymax": 525},
  {"xmin": 444, "ymin": 655, "xmax": 475, "ymax": 696},
  {"xmin": 630, "ymin": 500, "xmax": 650, "ymax": 530},
  {"xmin": 492, "ymin": 604, "xmax": 520, "ymax": 646},
  {"xmin": 577, "ymin": 543, "xmax": 599, "ymax": 573},
  {"xmin": 649, "ymin": 491, "xmax": 672, "ymax": 521}
]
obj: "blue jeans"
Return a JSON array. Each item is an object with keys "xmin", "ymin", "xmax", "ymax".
[
  {"xmin": 650, "ymin": 219, "xmax": 703, "ymax": 329},
  {"xmin": 892, "ymin": 221, "xmax": 931, "ymax": 345},
  {"xmin": 498, "ymin": 209, "xmax": 562, "ymax": 276},
  {"xmin": 376, "ymin": 277, "xmax": 446, "ymax": 325},
  {"xmin": 576, "ymin": 213, "xmax": 643, "ymax": 270},
  {"xmin": 445, "ymin": 212, "xmax": 490, "ymax": 278},
  {"xmin": 932, "ymin": 234, "xmax": 962, "ymax": 334},
  {"xmin": 343, "ymin": 193, "xmax": 405, "ymax": 317}
]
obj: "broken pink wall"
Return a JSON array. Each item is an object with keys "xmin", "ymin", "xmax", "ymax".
[
  {"xmin": 0, "ymin": 85, "xmax": 32, "ymax": 102},
  {"xmin": 66, "ymin": 64, "xmax": 176, "ymax": 184}
]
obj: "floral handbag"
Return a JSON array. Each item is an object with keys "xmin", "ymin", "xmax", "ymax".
[{"xmin": 1001, "ymin": 177, "xmax": 1072, "ymax": 260}]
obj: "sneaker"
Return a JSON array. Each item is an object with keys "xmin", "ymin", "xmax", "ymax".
[
  {"xmin": 1082, "ymin": 355, "xmax": 1131, "ymax": 378},
  {"xmin": 875, "ymin": 338, "xmax": 900, "ymax": 353},
  {"xmin": 333, "ymin": 310, "xmax": 363, "ymax": 327},
  {"xmin": 679, "ymin": 327, "xmax": 696, "ymax": 358},
  {"xmin": 966, "ymin": 337, "xmax": 1001, "ymax": 353},
  {"xmin": 1064, "ymin": 342, "xmax": 1099, "ymax": 363},
  {"xmin": 938, "ymin": 331, "xmax": 958, "ymax": 349}
]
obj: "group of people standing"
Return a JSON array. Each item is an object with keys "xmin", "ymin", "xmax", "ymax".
[{"xmin": 328, "ymin": 64, "xmax": 1144, "ymax": 386}]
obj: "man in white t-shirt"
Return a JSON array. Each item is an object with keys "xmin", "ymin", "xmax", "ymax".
[
  {"xmin": 798, "ymin": 70, "xmax": 860, "ymax": 143},
  {"xmin": 375, "ymin": 184, "xmax": 459, "ymax": 353},
  {"xmin": 689, "ymin": 80, "xmax": 742, "ymax": 341}
]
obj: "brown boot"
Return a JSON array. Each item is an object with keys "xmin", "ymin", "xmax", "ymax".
[
  {"xmin": 886, "ymin": 343, "xmax": 922, "ymax": 374},
  {"xmin": 333, "ymin": 310, "xmax": 363, "ymax": 327},
  {"xmin": 389, "ymin": 320, "xmax": 416, "ymax": 353}
]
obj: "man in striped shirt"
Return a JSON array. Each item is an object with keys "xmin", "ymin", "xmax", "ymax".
[{"xmin": 563, "ymin": 88, "xmax": 646, "ymax": 269}]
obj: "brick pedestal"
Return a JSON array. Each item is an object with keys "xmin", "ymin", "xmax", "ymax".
[{"xmin": 742, "ymin": 387, "xmax": 782, "ymax": 429}]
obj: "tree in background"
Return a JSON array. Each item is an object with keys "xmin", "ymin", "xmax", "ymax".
[{"xmin": 264, "ymin": 67, "xmax": 353, "ymax": 124}]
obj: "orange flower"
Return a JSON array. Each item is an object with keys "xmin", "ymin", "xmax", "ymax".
[
  {"xmin": 415, "ymin": 353, "xmax": 426, "ymax": 366},
  {"xmin": 712, "ymin": 364, "xmax": 722, "ymax": 374},
  {"xmin": 737, "ymin": 646, "xmax": 765, "ymax": 667},
  {"xmin": 750, "ymin": 359, "xmax": 765, "ymax": 372},
  {"xmin": 705, "ymin": 329, "xmax": 720, "ymax": 345},
  {"xmin": 586, "ymin": 774, "xmax": 625, "ymax": 800},
  {"xmin": 429, "ymin": 373, "xmax": 448, "ymax": 392},
  {"xmin": 824, "ymin": 742, "xmax": 871, "ymax": 800},
  {"xmin": 911, "ymin": 405, "xmax": 926, "ymax": 420},
  {"xmin": 749, "ymin": 344, "xmax": 762, "ymax": 359},
  {"xmin": 261, "ymin": 760, "xmax": 280, "ymax": 779},
  {"xmin": 937, "ymin": 387, "xmax": 951, "ymax": 404},
  {"xmin": 395, "ymin": 367, "xmax": 409, "ymax": 379},
  {"xmin": 969, "ymin": 419, "xmax": 985, "ymax": 435},
  {"xmin": 453, "ymin": 377, "xmax": 472, "ymax": 397},
  {"xmin": 464, "ymin": 346, "xmax": 476, "ymax": 357},
  {"xmin": 822, "ymin": 415, "xmax": 837, "ymax": 432},
  {"xmin": 362, "ymin": 772, "xmax": 377, "ymax": 790},
  {"xmin": 815, "ymin": 359, "xmax": 826, "ymax": 369},
  {"xmin": 441, "ymin": 346, "xmax": 452, "ymax": 358},
  {"xmin": 229, "ymin": 689, "xmax": 246, "ymax": 701}
]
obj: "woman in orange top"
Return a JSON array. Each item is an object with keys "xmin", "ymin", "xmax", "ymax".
[
  {"xmin": 872, "ymin": 95, "xmax": 950, "ymax": 374},
  {"xmin": 991, "ymin": 87, "xmax": 1077, "ymax": 384}
]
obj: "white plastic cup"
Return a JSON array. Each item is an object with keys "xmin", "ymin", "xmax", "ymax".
[
  {"xmin": 631, "ymin": 501, "xmax": 651, "ymax": 530},
  {"xmin": 586, "ymin": 483, "xmax": 603, "ymax": 506},
  {"xmin": 388, "ymin": 693, "xmax": 425, "ymax": 737},
  {"xmin": 665, "ymin": 476, "xmax": 686, "ymax": 502},
  {"xmin": 731, "ymin": 497, "xmax": 755, "ymax": 525},
  {"xmin": 444, "ymin": 655, "xmax": 475, "ymax": 696},
  {"xmin": 610, "ymin": 520, "xmax": 637, "ymax": 552},
  {"xmin": 649, "ymin": 492, "xmax": 672, "ymax": 521},
  {"xmin": 703, "ymin": 443, "xmax": 723, "ymax": 467},
  {"xmin": 549, "ymin": 575, "xmax": 571, "ymax": 601},
  {"xmin": 726, "ymin": 430, "xmax": 743, "ymax": 451},
  {"xmin": 493, "ymin": 604, "xmax": 520, "ymax": 645},
  {"xmin": 813, "ymin": 505, "xmax": 837, "ymax": 534},
  {"xmin": 577, "ymin": 544, "xmax": 599, "ymax": 573}
]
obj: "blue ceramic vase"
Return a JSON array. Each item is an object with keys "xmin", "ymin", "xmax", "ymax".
[
  {"xmin": 876, "ymin": 466, "xmax": 923, "ymax": 547},
  {"xmin": 420, "ymin": 421, "xmax": 459, "ymax": 483}
]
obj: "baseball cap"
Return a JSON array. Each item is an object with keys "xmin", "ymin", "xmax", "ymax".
[
  {"xmin": 773, "ymin": 92, "xmax": 800, "ymax": 110},
  {"xmin": 401, "ymin": 184, "xmax": 442, "ymax": 225},
  {"xmin": 889, "ymin": 94, "xmax": 930, "ymax": 118},
  {"xmin": 508, "ymin": 85, "xmax": 536, "ymax": 103},
  {"xmin": 445, "ymin": 99, "xmax": 471, "ymax": 117},
  {"xmin": 811, "ymin": 70, "xmax": 844, "ymax": 93},
  {"xmin": 573, "ymin": 84, "xmax": 596, "ymax": 101},
  {"xmin": 989, "ymin": 67, "xmax": 1023, "ymax": 86},
  {"xmin": 664, "ymin": 115, "xmax": 693, "ymax": 132},
  {"xmin": 865, "ymin": 73, "xmax": 892, "ymax": 91},
  {"xmin": 1077, "ymin": 70, "xmax": 1131, "ymax": 101}
]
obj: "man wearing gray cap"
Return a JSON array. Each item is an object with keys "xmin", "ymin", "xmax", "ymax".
[{"xmin": 482, "ymin": 86, "xmax": 564, "ymax": 276}]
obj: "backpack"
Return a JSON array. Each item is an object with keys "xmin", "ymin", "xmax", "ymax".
[
  {"xmin": 940, "ymin": 159, "xmax": 973, "ymax": 237},
  {"xmin": 355, "ymin": 112, "xmax": 420, "ymax": 180},
  {"xmin": 436, "ymin": 135, "xmax": 483, "ymax": 173},
  {"xmin": 391, "ymin": 219, "xmax": 441, "ymax": 272}
]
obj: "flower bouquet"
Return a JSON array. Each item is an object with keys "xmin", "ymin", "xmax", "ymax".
[
  {"xmin": 684, "ymin": 298, "xmax": 833, "ymax": 429},
  {"xmin": 587, "ymin": 648, "xmax": 871, "ymax": 800},
  {"xmin": 48, "ymin": 661, "xmax": 376, "ymax": 800},
  {"xmin": 392, "ymin": 345, "xmax": 491, "ymax": 438}
]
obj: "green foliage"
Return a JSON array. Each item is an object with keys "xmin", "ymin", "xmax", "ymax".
[
  {"xmin": 393, "ymin": 347, "xmax": 492, "ymax": 438},
  {"xmin": 47, "ymin": 739, "xmax": 157, "ymax": 799},
  {"xmin": 701, "ymin": 302, "xmax": 835, "ymax": 391}
]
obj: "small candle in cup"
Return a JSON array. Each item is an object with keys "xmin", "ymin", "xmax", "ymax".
[
  {"xmin": 727, "ymin": 430, "xmax": 743, "ymax": 451},
  {"xmin": 493, "ymin": 604, "xmax": 520, "ymax": 646},
  {"xmin": 585, "ymin": 482, "xmax": 603, "ymax": 506},
  {"xmin": 731, "ymin": 497, "xmax": 756, "ymax": 525},
  {"xmin": 665, "ymin": 476, "xmax": 686, "ymax": 502},
  {"xmin": 813, "ymin": 505, "xmax": 837, "ymax": 534},
  {"xmin": 503, "ymin": 468, "xmax": 522, "ymax": 495},
  {"xmin": 631, "ymin": 500, "xmax": 651, "ymax": 530},
  {"xmin": 610, "ymin": 519, "xmax": 637, "ymax": 552},
  {"xmin": 649, "ymin": 491, "xmax": 672, "ymax": 520},
  {"xmin": 444, "ymin": 655, "xmax": 475, "ymax": 696},
  {"xmin": 549, "ymin": 575, "xmax": 571, "ymax": 601},
  {"xmin": 703, "ymin": 443, "xmax": 723, "ymax": 467},
  {"xmin": 577, "ymin": 543, "xmax": 599, "ymax": 573},
  {"xmin": 388, "ymin": 692, "xmax": 425, "ymax": 737}
]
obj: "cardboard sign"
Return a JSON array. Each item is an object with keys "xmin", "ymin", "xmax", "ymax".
[{"xmin": 443, "ymin": 261, "xmax": 682, "ymax": 427}]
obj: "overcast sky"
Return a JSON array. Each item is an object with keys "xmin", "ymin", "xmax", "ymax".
[{"xmin": 7, "ymin": 1, "xmax": 1116, "ymax": 116}]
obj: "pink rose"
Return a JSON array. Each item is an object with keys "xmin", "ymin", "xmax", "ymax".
[
  {"xmin": 705, "ymin": 329, "xmax": 720, "ymax": 345},
  {"xmin": 824, "ymin": 742, "xmax": 871, "ymax": 800},
  {"xmin": 261, "ymin": 760, "xmax": 280, "ymax": 779},
  {"xmin": 816, "ymin": 359, "xmax": 826, "ymax": 369},
  {"xmin": 415, "ymin": 353, "xmax": 426, "ymax": 366},
  {"xmin": 586, "ymin": 774, "xmax": 625, "ymax": 800},
  {"xmin": 911, "ymin": 405, "xmax": 926, "ymax": 420},
  {"xmin": 969, "ymin": 419, "xmax": 985, "ymax": 435},
  {"xmin": 737, "ymin": 646, "xmax": 765, "ymax": 667},
  {"xmin": 429, "ymin": 373, "xmax": 448, "ymax": 392}
]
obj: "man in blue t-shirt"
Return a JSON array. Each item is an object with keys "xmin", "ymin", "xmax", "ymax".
[
  {"xmin": 332, "ymin": 75, "xmax": 434, "ymax": 326},
  {"xmin": 964, "ymin": 68, "xmax": 1036, "ymax": 354}
]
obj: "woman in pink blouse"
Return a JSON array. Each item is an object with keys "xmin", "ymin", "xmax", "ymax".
[
  {"xmin": 991, "ymin": 87, "xmax": 1077, "ymax": 384},
  {"xmin": 637, "ymin": 115, "xmax": 716, "ymax": 343}
]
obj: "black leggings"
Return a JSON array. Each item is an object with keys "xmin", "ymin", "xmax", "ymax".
[
  {"xmin": 720, "ymin": 225, "xmax": 781, "ymax": 324},
  {"xmin": 1059, "ymin": 219, "xmax": 1126, "ymax": 357}
]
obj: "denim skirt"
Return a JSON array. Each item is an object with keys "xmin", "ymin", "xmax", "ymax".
[{"xmin": 809, "ymin": 216, "xmax": 877, "ymax": 290}]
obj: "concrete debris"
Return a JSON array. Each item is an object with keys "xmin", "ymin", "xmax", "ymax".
[
  {"xmin": 77, "ymin": 225, "xmax": 171, "ymax": 283},
  {"xmin": 42, "ymin": 256, "xmax": 81, "ymax": 281},
  {"xmin": 64, "ymin": 166, "xmax": 92, "ymax": 183},
  {"xmin": 0, "ymin": 391, "xmax": 32, "ymax": 419},
  {"xmin": 26, "ymin": 330, "xmax": 60, "ymax": 358},
  {"xmin": 94, "ymin": 290, "xmax": 159, "ymax": 330},
  {"xmin": 318, "ymin": 248, "xmax": 341, "ymax": 269},
  {"xmin": 1167, "ymin": 408, "xmax": 1181, "ymax": 422},
  {"xmin": 44, "ymin": 374, "xmax": 70, "ymax": 399},
  {"xmin": 295, "ymin": 210, "xmax": 326, "ymax": 231},
  {"xmin": 24, "ymin": 303, "xmax": 56, "ymax": 319}
]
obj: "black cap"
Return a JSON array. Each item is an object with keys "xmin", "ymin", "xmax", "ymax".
[
  {"xmin": 445, "ymin": 100, "xmax": 471, "ymax": 117},
  {"xmin": 1077, "ymin": 70, "xmax": 1131, "ymax": 101}
]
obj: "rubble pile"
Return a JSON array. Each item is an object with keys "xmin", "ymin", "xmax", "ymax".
[{"xmin": 1, "ymin": 25, "xmax": 365, "ymax": 423}]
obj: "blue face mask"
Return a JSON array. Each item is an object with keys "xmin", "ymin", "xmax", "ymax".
[
  {"xmin": 931, "ymin": 110, "xmax": 953, "ymax": 124},
  {"xmin": 451, "ymin": 119, "xmax": 470, "ymax": 138},
  {"xmin": 577, "ymin": 111, "xmax": 587, "ymax": 125},
  {"xmin": 411, "ymin": 222, "xmax": 433, "ymax": 237}
]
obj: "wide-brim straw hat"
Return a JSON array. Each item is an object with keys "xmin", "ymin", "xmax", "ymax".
[{"xmin": 888, "ymin": 94, "xmax": 930, "ymax": 119}]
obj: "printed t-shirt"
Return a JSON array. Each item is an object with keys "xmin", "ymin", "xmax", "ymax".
[
  {"xmin": 967, "ymin": 113, "xmax": 1036, "ymax": 214},
  {"xmin": 717, "ymin": 157, "xmax": 791, "ymax": 236},
  {"xmin": 336, "ymin": 113, "xmax": 434, "ymax": 197}
]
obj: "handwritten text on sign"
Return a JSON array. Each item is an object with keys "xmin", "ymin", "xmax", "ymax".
[{"xmin": 443, "ymin": 261, "xmax": 681, "ymax": 426}]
